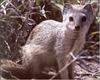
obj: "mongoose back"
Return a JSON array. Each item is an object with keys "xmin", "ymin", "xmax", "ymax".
[{"xmin": 1, "ymin": 3, "xmax": 94, "ymax": 79}]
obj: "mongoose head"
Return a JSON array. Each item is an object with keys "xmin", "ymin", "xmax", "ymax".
[{"xmin": 62, "ymin": 3, "xmax": 94, "ymax": 32}]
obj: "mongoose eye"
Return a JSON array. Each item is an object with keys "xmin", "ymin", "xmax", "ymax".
[
  {"xmin": 82, "ymin": 16, "xmax": 86, "ymax": 22},
  {"xmin": 69, "ymin": 17, "xmax": 74, "ymax": 21}
]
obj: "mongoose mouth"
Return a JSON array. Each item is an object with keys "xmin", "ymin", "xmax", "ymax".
[
  {"xmin": 66, "ymin": 26, "xmax": 80, "ymax": 33},
  {"xmin": 73, "ymin": 30, "xmax": 80, "ymax": 33},
  {"xmin": 68, "ymin": 28, "xmax": 80, "ymax": 33}
]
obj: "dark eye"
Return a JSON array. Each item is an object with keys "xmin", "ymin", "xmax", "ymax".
[
  {"xmin": 69, "ymin": 17, "xmax": 74, "ymax": 21},
  {"xmin": 82, "ymin": 16, "xmax": 86, "ymax": 22}
]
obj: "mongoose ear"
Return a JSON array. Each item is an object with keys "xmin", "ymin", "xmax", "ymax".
[
  {"xmin": 83, "ymin": 4, "xmax": 93, "ymax": 15},
  {"xmin": 91, "ymin": 2, "xmax": 98, "ymax": 16},
  {"xmin": 63, "ymin": 3, "xmax": 73, "ymax": 14}
]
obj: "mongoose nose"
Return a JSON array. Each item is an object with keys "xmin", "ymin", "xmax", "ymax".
[{"xmin": 75, "ymin": 26, "xmax": 80, "ymax": 31}]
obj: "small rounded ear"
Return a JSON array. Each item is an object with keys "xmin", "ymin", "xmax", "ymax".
[
  {"xmin": 91, "ymin": 2, "xmax": 99, "ymax": 16},
  {"xmin": 63, "ymin": 3, "xmax": 73, "ymax": 14},
  {"xmin": 83, "ymin": 4, "xmax": 93, "ymax": 15}
]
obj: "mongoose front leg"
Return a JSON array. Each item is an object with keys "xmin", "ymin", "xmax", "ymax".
[
  {"xmin": 56, "ymin": 54, "xmax": 69, "ymax": 79},
  {"xmin": 68, "ymin": 62, "xmax": 74, "ymax": 79}
]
